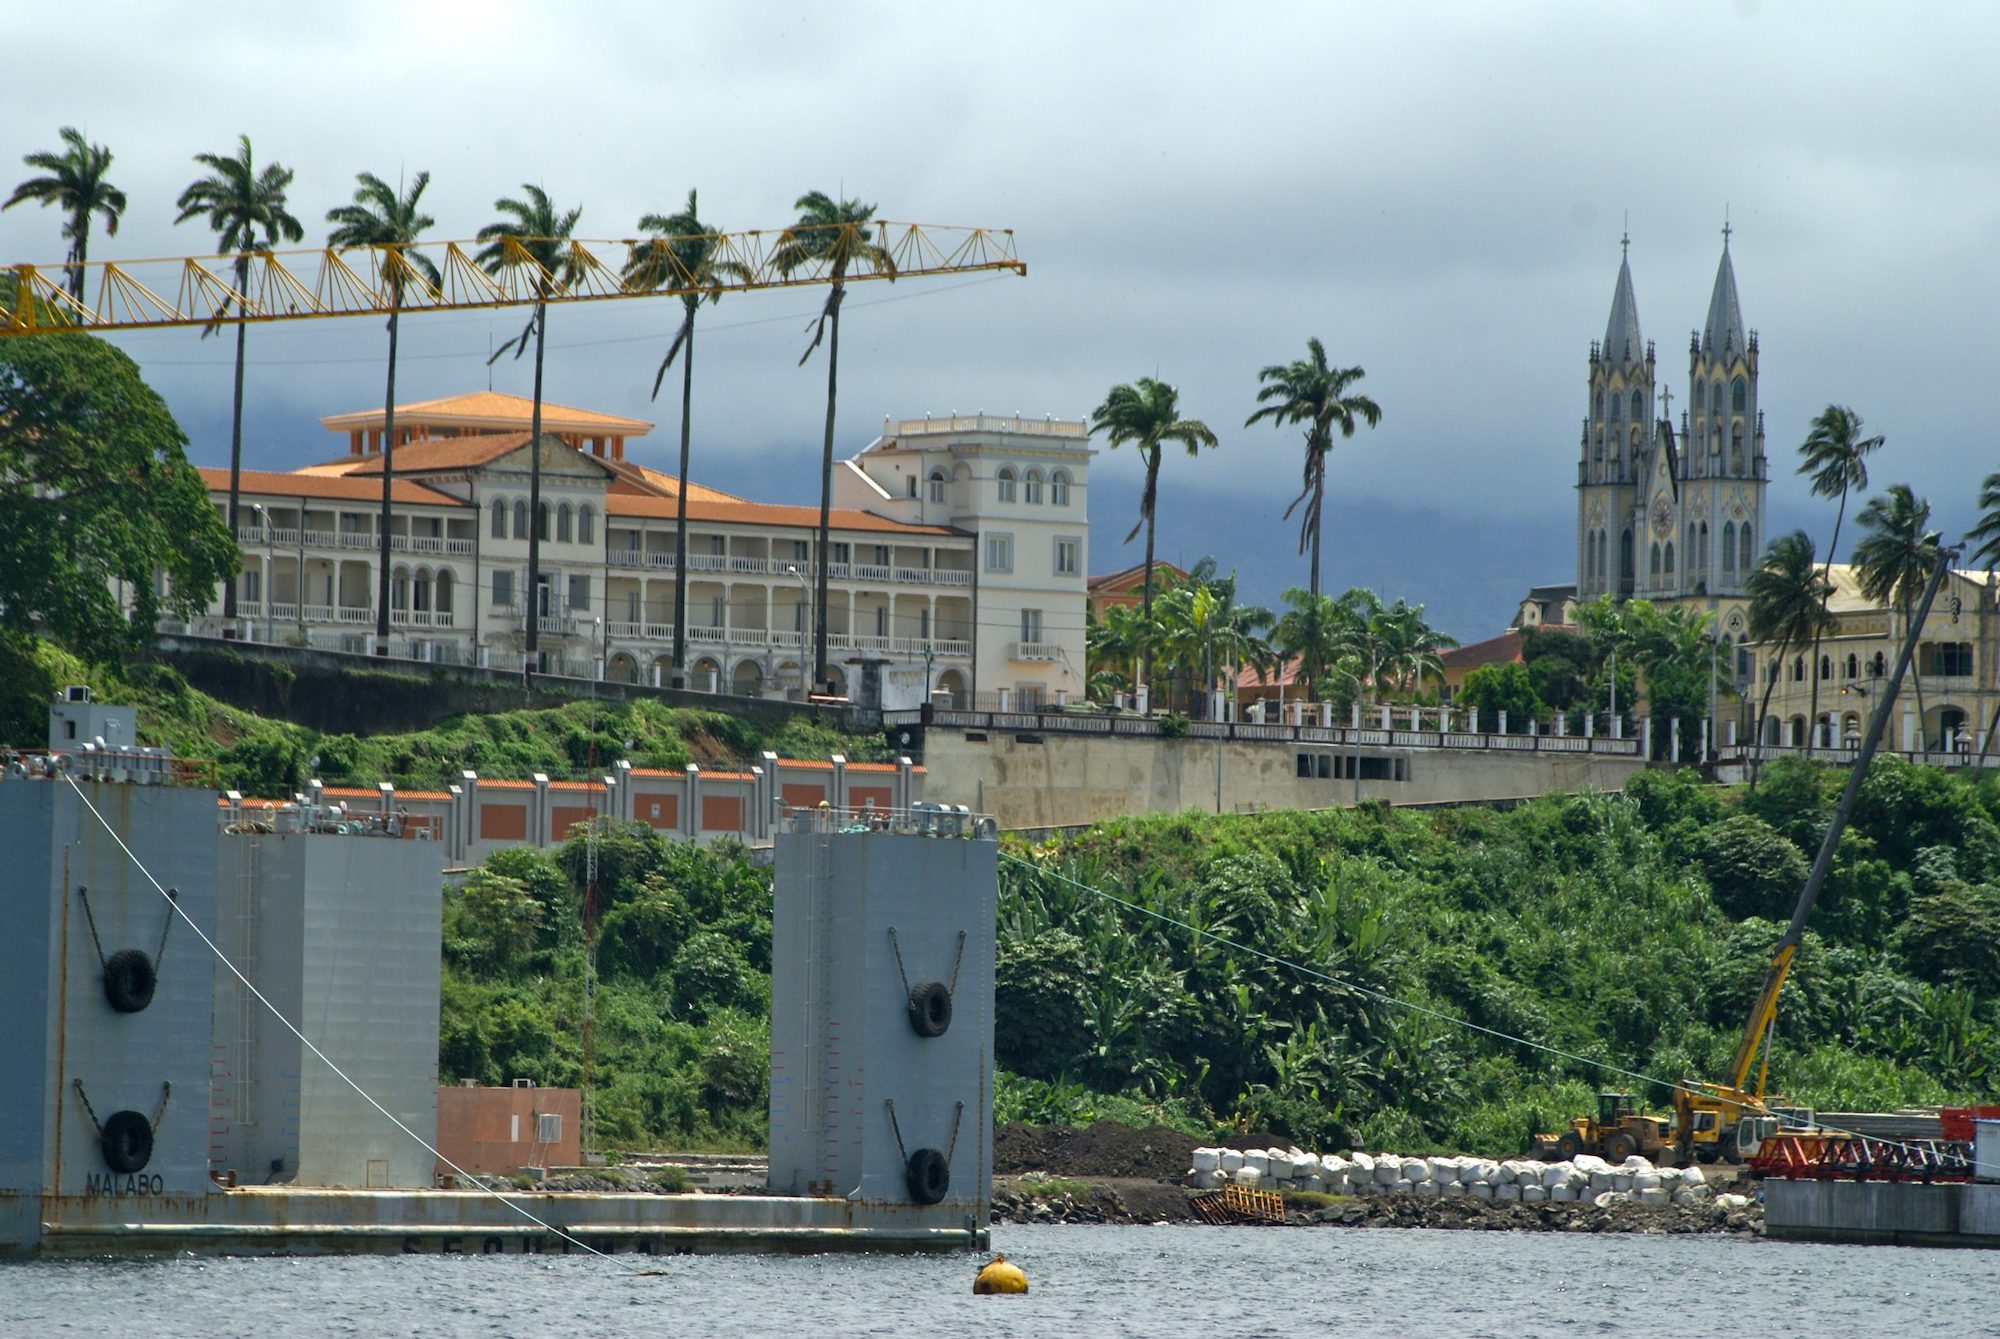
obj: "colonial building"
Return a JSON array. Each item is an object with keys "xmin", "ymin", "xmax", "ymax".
[
  {"xmin": 1574, "ymin": 232, "xmax": 1767, "ymax": 666},
  {"xmin": 191, "ymin": 394, "xmax": 1089, "ymax": 709}
]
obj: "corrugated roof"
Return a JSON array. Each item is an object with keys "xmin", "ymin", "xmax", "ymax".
[
  {"xmin": 320, "ymin": 390, "xmax": 652, "ymax": 435},
  {"xmin": 199, "ymin": 467, "xmax": 467, "ymax": 507},
  {"xmin": 606, "ymin": 492, "xmax": 964, "ymax": 537}
]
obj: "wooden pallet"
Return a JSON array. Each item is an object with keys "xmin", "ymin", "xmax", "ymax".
[{"xmin": 1190, "ymin": 1184, "xmax": 1287, "ymax": 1224}]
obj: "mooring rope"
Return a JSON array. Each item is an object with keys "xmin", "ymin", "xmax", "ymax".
[{"xmin": 61, "ymin": 775, "xmax": 657, "ymax": 1275}]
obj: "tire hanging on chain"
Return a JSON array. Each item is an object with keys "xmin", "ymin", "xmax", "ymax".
[
  {"xmin": 889, "ymin": 927, "xmax": 966, "ymax": 1038},
  {"xmin": 75, "ymin": 885, "xmax": 178, "ymax": 1014},
  {"xmin": 72, "ymin": 1079, "xmax": 170, "ymax": 1174},
  {"xmin": 886, "ymin": 1098, "xmax": 964, "ymax": 1205}
]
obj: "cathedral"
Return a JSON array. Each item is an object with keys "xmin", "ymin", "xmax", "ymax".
[{"xmin": 1574, "ymin": 231, "xmax": 1768, "ymax": 667}]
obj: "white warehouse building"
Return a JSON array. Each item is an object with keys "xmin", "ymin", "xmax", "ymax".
[{"xmin": 183, "ymin": 393, "xmax": 1089, "ymax": 709}]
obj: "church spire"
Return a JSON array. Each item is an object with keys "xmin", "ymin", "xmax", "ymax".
[
  {"xmin": 1701, "ymin": 222, "xmax": 1746, "ymax": 354},
  {"xmin": 1603, "ymin": 236, "xmax": 1645, "ymax": 365}
]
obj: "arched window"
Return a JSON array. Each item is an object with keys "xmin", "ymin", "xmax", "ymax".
[
  {"xmin": 1686, "ymin": 522, "xmax": 1696, "ymax": 563},
  {"xmin": 413, "ymin": 567, "xmax": 432, "ymax": 613},
  {"xmin": 1722, "ymin": 521, "xmax": 1736, "ymax": 571},
  {"xmin": 1593, "ymin": 433, "xmax": 1604, "ymax": 462},
  {"xmin": 557, "ymin": 503, "xmax": 573, "ymax": 543},
  {"xmin": 1739, "ymin": 524, "xmax": 1754, "ymax": 571},
  {"xmin": 996, "ymin": 467, "xmax": 1017, "ymax": 503},
  {"xmin": 1620, "ymin": 529, "xmax": 1634, "ymax": 581},
  {"xmin": 490, "ymin": 498, "xmax": 507, "ymax": 539},
  {"xmin": 1664, "ymin": 541, "xmax": 1675, "ymax": 575},
  {"xmin": 1630, "ymin": 389, "xmax": 1643, "ymax": 420},
  {"xmin": 577, "ymin": 505, "xmax": 594, "ymax": 545},
  {"xmin": 1846, "ymin": 653, "xmax": 1858, "ymax": 679},
  {"xmin": 538, "ymin": 503, "xmax": 551, "ymax": 540},
  {"xmin": 1732, "ymin": 377, "xmax": 1747, "ymax": 411},
  {"xmin": 1594, "ymin": 390, "xmax": 1604, "ymax": 418},
  {"xmin": 391, "ymin": 565, "xmax": 410, "ymax": 611},
  {"xmin": 1870, "ymin": 651, "xmax": 1887, "ymax": 678},
  {"xmin": 1819, "ymin": 654, "xmax": 1832, "ymax": 681},
  {"xmin": 1609, "ymin": 394, "xmax": 1621, "ymax": 424},
  {"xmin": 1699, "ymin": 522, "xmax": 1709, "ymax": 571},
  {"xmin": 1023, "ymin": 468, "xmax": 1044, "ymax": 504},
  {"xmin": 928, "ymin": 469, "xmax": 948, "ymax": 503},
  {"xmin": 1730, "ymin": 424, "xmax": 1744, "ymax": 471},
  {"xmin": 436, "ymin": 570, "xmax": 455, "ymax": 614},
  {"xmin": 513, "ymin": 500, "xmax": 528, "ymax": 539},
  {"xmin": 1586, "ymin": 533, "xmax": 1597, "ymax": 580},
  {"xmin": 1792, "ymin": 655, "xmax": 1805, "ymax": 683},
  {"xmin": 1649, "ymin": 542, "xmax": 1661, "ymax": 577}
]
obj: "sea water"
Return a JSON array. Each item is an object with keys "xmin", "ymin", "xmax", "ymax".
[{"xmin": 3, "ymin": 1223, "xmax": 1989, "ymax": 1338}]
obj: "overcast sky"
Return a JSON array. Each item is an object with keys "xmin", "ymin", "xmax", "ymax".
[{"xmin": 6, "ymin": 2, "xmax": 1995, "ymax": 637}]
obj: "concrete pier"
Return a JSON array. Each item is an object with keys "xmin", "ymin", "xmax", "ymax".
[{"xmin": 1764, "ymin": 1179, "xmax": 2000, "ymax": 1248}]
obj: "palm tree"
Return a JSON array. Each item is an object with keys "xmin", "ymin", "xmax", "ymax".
[
  {"xmin": 327, "ymin": 171, "xmax": 440, "ymax": 655},
  {"xmin": 625, "ymin": 191, "xmax": 750, "ymax": 688},
  {"xmin": 174, "ymin": 135, "xmax": 304, "ymax": 625},
  {"xmin": 1272, "ymin": 587, "xmax": 1356, "ymax": 703},
  {"xmin": 1853, "ymin": 484, "xmax": 1942, "ymax": 748},
  {"xmin": 772, "ymin": 192, "xmax": 895, "ymax": 693},
  {"xmin": 4, "ymin": 127, "xmax": 127, "ymax": 308},
  {"xmin": 1967, "ymin": 472, "xmax": 2000, "ymax": 768},
  {"xmin": 1245, "ymin": 339, "xmax": 1381, "ymax": 597},
  {"xmin": 1745, "ymin": 530, "xmax": 1835, "ymax": 786},
  {"xmin": 1796, "ymin": 405, "xmax": 1884, "ymax": 754},
  {"xmin": 477, "ymin": 185, "xmax": 584, "ymax": 675},
  {"xmin": 1088, "ymin": 377, "xmax": 1218, "ymax": 689},
  {"xmin": 1371, "ymin": 600, "xmax": 1457, "ymax": 699}
]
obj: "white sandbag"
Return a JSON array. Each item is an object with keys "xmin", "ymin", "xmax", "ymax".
[
  {"xmin": 1293, "ymin": 1151, "xmax": 1320, "ymax": 1181},
  {"xmin": 1486, "ymin": 1161, "xmax": 1516, "ymax": 1186},
  {"xmin": 1373, "ymin": 1160, "xmax": 1404, "ymax": 1187},
  {"xmin": 1636, "ymin": 1187, "xmax": 1669, "ymax": 1207},
  {"xmin": 1242, "ymin": 1151, "xmax": 1270, "ymax": 1178},
  {"xmin": 1235, "ymin": 1166, "xmax": 1263, "ymax": 1189},
  {"xmin": 1401, "ymin": 1159, "xmax": 1431, "ymax": 1183},
  {"xmin": 1191, "ymin": 1148, "xmax": 1222, "ymax": 1173},
  {"xmin": 1678, "ymin": 1165, "xmax": 1706, "ymax": 1186},
  {"xmin": 1219, "ymin": 1149, "xmax": 1245, "ymax": 1174},
  {"xmin": 1593, "ymin": 1190, "xmax": 1630, "ymax": 1208},
  {"xmin": 1540, "ymin": 1162, "xmax": 1573, "ymax": 1189},
  {"xmin": 1520, "ymin": 1184, "xmax": 1548, "ymax": 1204},
  {"xmin": 1611, "ymin": 1173, "xmax": 1634, "ymax": 1193},
  {"xmin": 1715, "ymin": 1193, "xmax": 1751, "ymax": 1210},
  {"xmin": 1550, "ymin": 1184, "xmax": 1578, "ymax": 1203},
  {"xmin": 1588, "ymin": 1171, "xmax": 1615, "ymax": 1194},
  {"xmin": 1267, "ymin": 1158, "xmax": 1294, "ymax": 1183},
  {"xmin": 1468, "ymin": 1183, "xmax": 1494, "ymax": 1200},
  {"xmin": 1441, "ymin": 1181, "xmax": 1468, "ymax": 1198},
  {"xmin": 1302, "ymin": 1173, "xmax": 1325, "ymax": 1194},
  {"xmin": 1412, "ymin": 1178, "xmax": 1440, "ymax": 1198},
  {"xmin": 1190, "ymin": 1169, "xmax": 1224, "ymax": 1189},
  {"xmin": 1622, "ymin": 1155, "xmax": 1654, "ymax": 1173},
  {"xmin": 1572, "ymin": 1154, "xmax": 1608, "ymax": 1174},
  {"xmin": 1493, "ymin": 1183, "xmax": 1521, "ymax": 1203},
  {"xmin": 1349, "ymin": 1151, "xmax": 1376, "ymax": 1175},
  {"xmin": 1632, "ymin": 1172, "xmax": 1661, "ymax": 1192},
  {"xmin": 1320, "ymin": 1154, "xmax": 1347, "ymax": 1177},
  {"xmin": 1425, "ymin": 1158, "xmax": 1458, "ymax": 1184},
  {"xmin": 1671, "ymin": 1186, "xmax": 1707, "ymax": 1206},
  {"xmin": 1325, "ymin": 1171, "xmax": 1351, "ymax": 1196}
]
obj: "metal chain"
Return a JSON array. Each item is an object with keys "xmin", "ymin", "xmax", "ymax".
[
  {"xmin": 948, "ymin": 931, "xmax": 966, "ymax": 995},
  {"xmin": 154, "ymin": 889, "xmax": 178, "ymax": 964},
  {"xmin": 883, "ymin": 1098, "xmax": 909, "ymax": 1163},
  {"xmin": 73, "ymin": 886, "xmax": 107, "ymax": 969},
  {"xmin": 945, "ymin": 1101, "xmax": 965, "ymax": 1163},
  {"xmin": 886, "ymin": 927, "xmax": 910, "ymax": 996},
  {"xmin": 150, "ymin": 1080, "xmax": 172, "ymax": 1133},
  {"xmin": 71, "ymin": 1079, "xmax": 103, "ymax": 1135}
]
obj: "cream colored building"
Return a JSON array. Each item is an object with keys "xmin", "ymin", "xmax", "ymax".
[
  {"xmin": 184, "ymin": 393, "xmax": 1087, "ymax": 708},
  {"xmin": 1743, "ymin": 563, "xmax": 1999, "ymax": 757}
]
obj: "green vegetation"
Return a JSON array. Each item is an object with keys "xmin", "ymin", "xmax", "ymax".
[
  {"xmin": 0, "ymin": 637, "xmax": 887, "ymax": 796},
  {"xmin": 442, "ymin": 756, "xmax": 1998, "ymax": 1158}
]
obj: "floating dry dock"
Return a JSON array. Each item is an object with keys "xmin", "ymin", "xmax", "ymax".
[{"xmin": 16, "ymin": 1188, "xmax": 982, "ymax": 1257}]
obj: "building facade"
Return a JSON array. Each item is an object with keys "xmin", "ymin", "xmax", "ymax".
[
  {"xmin": 189, "ymin": 394, "xmax": 1089, "ymax": 709},
  {"xmin": 1575, "ymin": 234, "xmax": 1767, "ymax": 665}
]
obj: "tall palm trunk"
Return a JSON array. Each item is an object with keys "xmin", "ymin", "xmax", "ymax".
[
  {"xmin": 670, "ymin": 309, "xmax": 695, "ymax": 688},
  {"xmin": 1139, "ymin": 455, "xmax": 1160, "ymax": 697},
  {"xmin": 223, "ymin": 258, "xmax": 249, "ymax": 624},
  {"xmin": 1307, "ymin": 455, "xmax": 1325, "ymax": 601},
  {"xmin": 1902, "ymin": 596, "xmax": 1928, "ymax": 752},
  {"xmin": 374, "ymin": 297, "xmax": 400, "ymax": 655},
  {"xmin": 1805, "ymin": 489, "xmax": 1850, "ymax": 756},
  {"xmin": 812, "ymin": 287, "xmax": 845, "ymax": 693},
  {"xmin": 525, "ymin": 299, "xmax": 547, "ymax": 678},
  {"xmin": 1749, "ymin": 638, "xmax": 1789, "ymax": 791}
]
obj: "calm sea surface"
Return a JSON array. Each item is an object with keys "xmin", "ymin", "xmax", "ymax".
[{"xmin": 3, "ymin": 1224, "xmax": 1993, "ymax": 1338}]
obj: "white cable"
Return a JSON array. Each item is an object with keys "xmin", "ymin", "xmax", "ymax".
[
  {"xmin": 61, "ymin": 774, "xmax": 654, "ymax": 1273},
  {"xmin": 1003, "ymin": 849, "xmax": 2000, "ymax": 1178}
]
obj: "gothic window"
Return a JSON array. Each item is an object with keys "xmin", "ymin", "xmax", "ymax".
[
  {"xmin": 1870, "ymin": 651, "xmax": 1887, "ymax": 678},
  {"xmin": 1739, "ymin": 524, "xmax": 1754, "ymax": 571},
  {"xmin": 1732, "ymin": 377, "xmax": 1747, "ymax": 411},
  {"xmin": 1595, "ymin": 390, "xmax": 1604, "ymax": 418},
  {"xmin": 1846, "ymin": 653, "xmax": 1858, "ymax": 679},
  {"xmin": 1649, "ymin": 542, "xmax": 1661, "ymax": 577},
  {"xmin": 1609, "ymin": 394, "xmax": 1620, "ymax": 423},
  {"xmin": 1722, "ymin": 521, "xmax": 1736, "ymax": 571},
  {"xmin": 1712, "ymin": 380, "xmax": 1725, "ymax": 414},
  {"xmin": 928, "ymin": 469, "xmax": 948, "ymax": 502},
  {"xmin": 1731, "ymin": 424, "xmax": 1744, "ymax": 472},
  {"xmin": 1792, "ymin": 655, "xmax": 1805, "ymax": 683},
  {"xmin": 391, "ymin": 566, "xmax": 409, "ymax": 611},
  {"xmin": 1686, "ymin": 522, "xmax": 1696, "ymax": 563},
  {"xmin": 1819, "ymin": 655, "xmax": 1832, "ymax": 681},
  {"xmin": 1621, "ymin": 529, "xmax": 1634, "ymax": 581},
  {"xmin": 513, "ymin": 500, "xmax": 528, "ymax": 539},
  {"xmin": 1585, "ymin": 534, "xmax": 1596, "ymax": 581},
  {"xmin": 1593, "ymin": 434, "xmax": 1603, "ymax": 462},
  {"xmin": 538, "ymin": 503, "xmax": 551, "ymax": 540},
  {"xmin": 1699, "ymin": 522, "xmax": 1710, "ymax": 570},
  {"xmin": 557, "ymin": 503, "xmax": 573, "ymax": 543},
  {"xmin": 1664, "ymin": 541, "xmax": 1675, "ymax": 575},
  {"xmin": 1630, "ymin": 389, "xmax": 1644, "ymax": 420}
]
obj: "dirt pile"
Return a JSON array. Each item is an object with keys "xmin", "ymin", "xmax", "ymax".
[{"xmin": 993, "ymin": 1121, "xmax": 1204, "ymax": 1178}]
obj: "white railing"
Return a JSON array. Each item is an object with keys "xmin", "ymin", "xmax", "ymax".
[
  {"xmin": 1012, "ymin": 641, "xmax": 1063, "ymax": 662},
  {"xmin": 267, "ymin": 528, "xmax": 301, "ymax": 547},
  {"xmin": 268, "ymin": 602, "xmax": 299, "ymax": 623},
  {"xmin": 608, "ymin": 550, "xmax": 643, "ymax": 568},
  {"xmin": 728, "ymin": 555, "xmax": 768, "ymax": 574},
  {"xmin": 853, "ymin": 563, "xmax": 892, "ymax": 582},
  {"xmin": 336, "ymin": 533, "xmax": 374, "ymax": 550},
  {"xmin": 302, "ymin": 530, "xmax": 336, "ymax": 548},
  {"xmin": 885, "ymin": 412, "xmax": 1088, "ymax": 438},
  {"xmin": 335, "ymin": 606, "xmax": 374, "ymax": 625},
  {"xmin": 687, "ymin": 554, "xmax": 728, "ymax": 571},
  {"xmin": 301, "ymin": 603, "xmax": 334, "ymax": 622}
]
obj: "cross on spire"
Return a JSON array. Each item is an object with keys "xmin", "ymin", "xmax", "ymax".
[
  {"xmin": 1621, "ymin": 214, "xmax": 1630, "ymax": 259},
  {"xmin": 1721, "ymin": 205, "xmax": 1732, "ymax": 250},
  {"xmin": 1658, "ymin": 383, "xmax": 1672, "ymax": 422}
]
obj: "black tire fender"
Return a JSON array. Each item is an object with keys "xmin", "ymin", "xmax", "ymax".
[
  {"xmin": 907, "ymin": 980, "xmax": 952, "ymax": 1038},
  {"xmin": 906, "ymin": 1147, "xmax": 950, "ymax": 1204},
  {"xmin": 103, "ymin": 949, "xmax": 157, "ymax": 1014},
  {"xmin": 101, "ymin": 1109, "xmax": 154, "ymax": 1174}
]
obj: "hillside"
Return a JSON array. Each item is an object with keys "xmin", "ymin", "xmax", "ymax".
[
  {"xmin": 0, "ymin": 636, "xmax": 890, "ymax": 796},
  {"xmin": 436, "ymin": 759, "xmax": 2000, "ymax": 1154}
]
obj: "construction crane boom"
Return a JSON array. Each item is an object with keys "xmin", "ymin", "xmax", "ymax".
[{"xmin": 1, "ymin": 221, "xmax": 1024, "ymax": 334}]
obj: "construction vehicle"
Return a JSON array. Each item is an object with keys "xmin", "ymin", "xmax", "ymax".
[
  {"xmin": 1536, "ymin": 549, "xmax": 1958, "ymax": 1166},
  {"xmin": 1531, "ymin": 1092, "xmax": 1672, "ymax": 1162}
]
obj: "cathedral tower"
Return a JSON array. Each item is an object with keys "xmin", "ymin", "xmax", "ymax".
[{"xmin": 1576, "ymin": 237, "xmax": 1653, "ymax": 601}]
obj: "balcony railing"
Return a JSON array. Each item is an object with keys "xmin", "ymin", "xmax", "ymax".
[
  {"xmin": 593, "ymin": 621, "xmax": 970, "ymax": 660},
  {"xmin": 1012, "ymin": 641, "xmax": 1064, "ymax": 662}
]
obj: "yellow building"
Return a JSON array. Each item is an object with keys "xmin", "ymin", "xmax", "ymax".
[{"xmin": 1743, "ymin": 563, "xmax": 1999, "ymax": 757}]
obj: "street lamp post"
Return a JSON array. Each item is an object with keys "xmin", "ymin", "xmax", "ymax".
[
  {"xmin": 787, "ymin": 565, "xmax": 812, "ymax": 698},
  {"xmin": 249, "ymin": 503, "xmax": 275, "ymax": 642}
]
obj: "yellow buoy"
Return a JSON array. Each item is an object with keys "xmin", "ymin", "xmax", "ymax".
[{"xmin": 973, "ymin": 1253, "xmax": 1028, "ymax": 1295}]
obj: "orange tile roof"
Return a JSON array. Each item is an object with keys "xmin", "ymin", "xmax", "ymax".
[
  {"xmin": 201, "ymin": 467, "xmax": 467, "ymax": 507},
  {"xmin": 320, "ymin": 391, "xmax": 652, "ymax": 435},
  {"xmin": 546, "ymin": 780, "xmax": 605, "ymax": 792},
  {"xmin": 334, "ymin": 433, "xmax": 625, "ymax": 479},
  {"xmin": 398, "ymin": 790, "xmax": 453, "ymax": 801},
  {"xmin": 478, "ymin": 779, "xmax": 536, "ymax": 790},
  {"xmin": 784, "ymin": 759, "xmax": 836, "ymax": 770},
  {"xmin": 607, "ymin": 491, "xmax": 964, "ymax": 537},
  {"xmin": 602, "ymin": 458, "xmax": 745, "ymax": 503},
  {"xmin": 628, "ymin": 767, "xmax": 688, "ymax": 780},
  {"xmin": 847, "ymin": 762, "xmax": 899, "ymax": 773},
  {"xmin": 702, "ymin": 770, "xmax": 754, "ymax": 781},
  {"xmin": 1090, "ymin": 561, "xmax": 1187, "ymax": 592}
]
